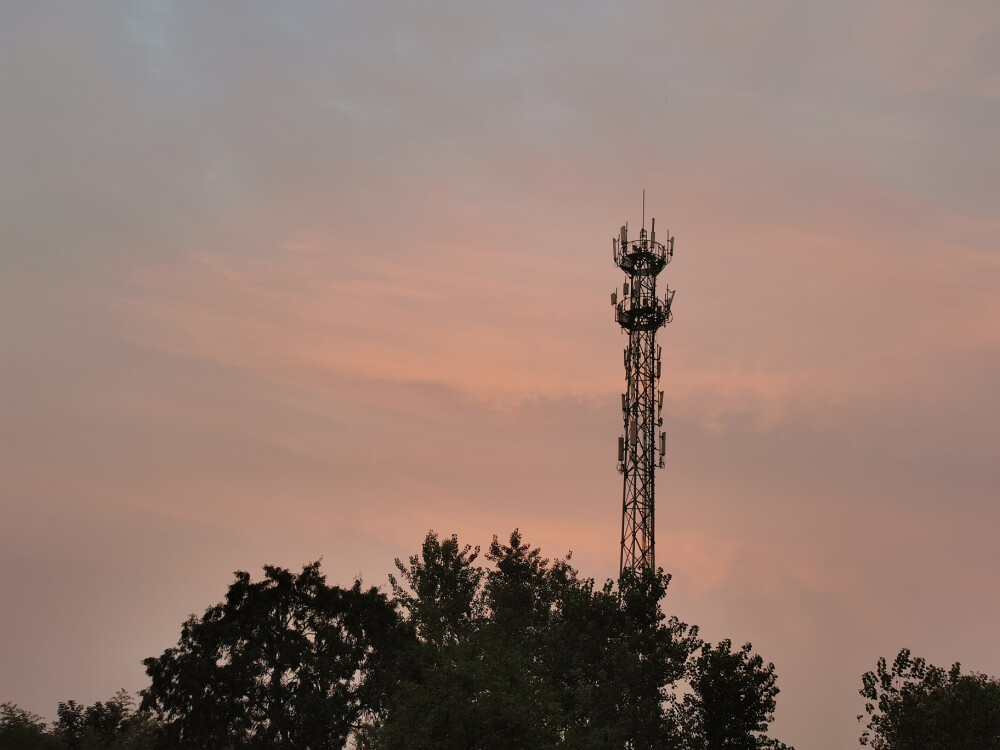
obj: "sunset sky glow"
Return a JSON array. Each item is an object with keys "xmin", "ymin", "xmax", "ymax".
[{"xmin": 2, "ymin": 3, "xmax": 999, "ymax": 748}]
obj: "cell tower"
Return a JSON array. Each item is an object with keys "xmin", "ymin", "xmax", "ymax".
[{"xmin": 611, "ymin": 200, "xmax": 675, "ymax": 576}]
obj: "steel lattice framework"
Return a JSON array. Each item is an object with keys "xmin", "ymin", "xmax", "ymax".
[{"xmin": 612, "ymin": 217, "xmax": 674, "ymax": 575}]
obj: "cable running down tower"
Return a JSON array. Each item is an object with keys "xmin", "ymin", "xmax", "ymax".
[{"xmin": 611, "ymin": 209, "xmax": 675, "ymax": 576}]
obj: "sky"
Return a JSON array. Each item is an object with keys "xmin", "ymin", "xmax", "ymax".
[{"xmin": 1, "ymin": 2, "xmax": 998, "ymax": 747}]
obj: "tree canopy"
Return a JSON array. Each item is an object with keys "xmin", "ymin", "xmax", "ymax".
[
  {"xmin": 141, "ymin": 561, "xmax": 406, "ymax": 749},
  {"xmin": 1, "ymin": 695, "xmax": 154, "ymax": 750},
  {"xmin": 14, "ymin": 532, "xmax": 1000, "ymax": 749},
  {"xmin": 859, "ymin": 647, "xmax": 1000, "ymax": 750},
  {"xmin": 54, "ymin": 689, "xmax": 157, "ymax": 749},
  {"xmin": 361, "ymin": 529, "xmax": 788, "ymax": 750},
  {"xmin": 6, "ymin": 529, "xmax": 795, "ymax": 750},
  {"xmin": 678, "ymin": 639, "xmax": 792, "ymax": 750},
  {"xmin": 1, "ymin": 702, "xmax": 61, "ymax": 750}
]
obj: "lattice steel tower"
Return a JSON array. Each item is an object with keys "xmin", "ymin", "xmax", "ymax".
[{"xmin": 611, "ymin": 208, "xmax": 675, "ymax": 575}]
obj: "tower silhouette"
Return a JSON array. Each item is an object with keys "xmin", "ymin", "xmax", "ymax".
[{"xmin": 611, "ymin": 208, "xmax": 674, "ymax": 575}]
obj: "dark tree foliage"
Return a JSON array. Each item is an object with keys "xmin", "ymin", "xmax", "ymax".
[
  {"xmin": 126, "ymin": 529, "xmax": 793, "ymax": 749},
  {"xmin": 55, "ymin": 690, "xmax": 158, "ymax": 749},
  {"xmin": 362, "ymin": 530, "xmax": 790, "ymax": 750},
  {"xmin": 387, "ymin": 531, "xmax": 483, "ymax": 648},
  {"xmin": 860, "ymin": 648, "xmax": 1000, "ymax": 750},
  {"xmin": 366, "ymin": 531, "xmax": 530, "ymax": 750},
  {"xmin": 141, "ymin": 561, "xmax": 407, "ymax": 749},
  {"xmin": 0, "ymin": 702, "xmax": 61, "ymax": 750},
  {"xmin": 678, "ymin": 640, "xmax": 790, "ymax": 750},
  {"xmin": 589, "ymin": 566, "xmax": 700, "ymax": 749}
]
